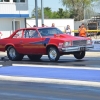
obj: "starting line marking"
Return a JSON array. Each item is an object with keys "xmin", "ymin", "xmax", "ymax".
[
  {"xmin": 0, "ymin": 75, "xmax": 100, "ymax": 88},
  {"xmin": 0, "ymin": 65, "xmax": 2, "ymax": 67},
  {"xmin": 12, "ymin": 64, "xmax": 100, "ymax": 71},
  {"xmin": 0, "ymin": 65, "xmax": 100, "ymax": 87}
]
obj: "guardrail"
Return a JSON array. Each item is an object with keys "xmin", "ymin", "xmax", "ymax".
[{"xmin": 73, "ymin": 30, "xmax": 100, "ymax": 39}]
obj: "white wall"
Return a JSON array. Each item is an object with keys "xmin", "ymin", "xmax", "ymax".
[
  {"xmin": 0, "ymin": 18, "xmax": 25, "ymax": 38},
  {"xmin": 26, "ymin": 19, "xmax": 74, "ymax": 36},
  {"xmin": 0, "ymin": 0, "xmax": 28, "ymax": 14}
]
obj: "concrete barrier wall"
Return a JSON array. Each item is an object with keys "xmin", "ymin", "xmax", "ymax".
[{"xmin": 92, "ymin": 39, "xmax": 100, "ymax": 51}]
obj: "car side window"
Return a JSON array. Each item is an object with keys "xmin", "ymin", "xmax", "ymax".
[
  {"xmin": 38, "ymin": 28, "xmax": 63, "ymax": 37},
  {"xmin": 13, "ymin": 30, "xmax": 23, "ymax": 38},
  {"xmin": 24, "ymin": 30, "xmax": 39, "ymax": 38},
  {"xmin": 24, "ymin": 30, "xmax": 29, "ymax": 38},
  {"xmin": 38, "ymin": 29, "xmax": 49, "ymax": 36},
  {"xmin": 56, "ymin": 29, "xmax": 64, "ymax": 34},
  {"xmin": 49, "ymin": 29, "xmax": 57, "ymax": 34}
]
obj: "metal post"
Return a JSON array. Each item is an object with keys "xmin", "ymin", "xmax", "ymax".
[
  {"xmin": 41, "ymin": 0, "xmax": 44, "ymax": 25},
  {"xmin": 84, "ymin": 8, "xmax": 85, "ymax": 21},
  {"xmin": 24, "ymin": 18, "xmax": 26, "ymax": 28},
  {"xmin": 13, "ymin": 19, "xmax": 15, "ymax": 31},
  {"xmin": 35, "ymin": 0, "xmax": 38, "ymax": 27}
]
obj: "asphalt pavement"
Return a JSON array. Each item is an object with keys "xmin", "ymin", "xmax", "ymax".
[
  {"xmin": 0, "ymin": 51, "xmax": 100, "ymax": 67},
  {"xmin": 0, "ymin": 51, "xmax": 100, "ymax": 100},
  {"xmin": 0, "ymin": 81, "xmax": 100, "ymax": 100}
]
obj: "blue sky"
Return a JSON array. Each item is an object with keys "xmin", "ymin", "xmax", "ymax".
[{"xmin": 28, "ymin": 0, "xmax": 65, "ymax": 16}]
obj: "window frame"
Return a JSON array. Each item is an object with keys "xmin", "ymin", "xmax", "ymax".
[
  {"xmin": 13, "ymin": 30, "xmax": 23, "ymax": 38},
  {"xmin": 0, "ymin": 0, "xmax": 10, "ymax": 2},
  {"xmin": 23, "ymin": 29, "xmax": 41, "ymax": 38},
  {"xmin": 13, "ymin": 0, "xmax": 25, "ymax": 3}
]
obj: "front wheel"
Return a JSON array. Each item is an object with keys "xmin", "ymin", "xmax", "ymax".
[
  {"xmin": 74, "ymin": 51, "xmax": 85, "ymax": 60},
  {"xmin": 48, "ymin": 47, "xmax": 60, "ymax": 62},
  {"xmin": 7, "ymin": 46, "xmax": 24, "ymax": 61}
]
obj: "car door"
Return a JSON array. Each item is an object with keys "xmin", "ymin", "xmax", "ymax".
[
  {"xmin": 22, "ymin": 29, "xmax": 45, "ymax": 54},
  {"xmin": 12, "ymin": 29, "xmax": 36, "ymax": 54}
]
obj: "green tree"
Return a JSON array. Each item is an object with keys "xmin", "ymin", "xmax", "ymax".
[
  {"xmin": 52, "ymin": 11, "xmax": 58, "ymax": 18},
  {"xmin": 31, "ymin": 7, "xmax": 70, "ymax": 19},
  {"xmin": 57, "ymin": 8, "xmax": 64, "ymax": 18},
  {"xmin": 31, "ymin": 8, "xmax": 42, "ymax": 18},
  {"xmin": 44, "ymin": 7, "xmax": 52, "ymax": 18},
  {"xmin": 60, "ymin": 0, "xmax": 99, "ymax": 21},
  {"xmin": 56, "ymin": 8, "xmax": 70, "ymax": 18}
]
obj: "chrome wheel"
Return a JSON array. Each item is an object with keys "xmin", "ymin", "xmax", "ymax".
[
  {"xmin": 9, "ymin": 47, "xmax": 16, "ymax": 58},
  {"xmin": 48, "ymin": 47, "xmax": 60, "ymax": 62},
  {"xmin": 7, "ymin": 46, "xmax": 24, "ymax": 61},
  {"xmin": 49, "ymin": 49, "xmax": 57, "ymax": 60}
]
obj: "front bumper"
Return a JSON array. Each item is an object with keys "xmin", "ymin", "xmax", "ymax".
[{"xmin": 61, "ymin": 45, "xmax": 94, "ymax": 52}]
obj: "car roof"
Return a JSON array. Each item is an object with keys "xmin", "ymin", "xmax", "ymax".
[{"xmin": 17, "ymin": 27, "xmax": 56, "ymax": 30}]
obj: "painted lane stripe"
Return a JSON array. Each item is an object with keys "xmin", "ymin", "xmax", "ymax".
[
  {"xmin": 0, "ymin": 92, "xmax": 66, "ymax": 100},
  {"xmin": 0, "ymin": 75, "xmax": 100, "ymax": 87},
  {"xmin": 1, "ymin": 66, "xmax": 100, "ymax": 82},
  {"xmin": 0, "ymin": 65, "xmax": 2, "ymax": 67},
  {"xmin": 12, "ymin": 64, "xmax": 100, "ymax": 71}
]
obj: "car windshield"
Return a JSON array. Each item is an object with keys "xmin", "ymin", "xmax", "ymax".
[{"xmin": 38, "ymin": 28, "xmax": 63, "ymax": 36}]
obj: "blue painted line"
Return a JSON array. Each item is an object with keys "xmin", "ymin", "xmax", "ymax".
[
  {"xmin": 29, "ymin": 41, "xmax": 43, "ymax": 45},
  {"xmin": 0, "ymin": 66, "xmax": 100, "ymax": 82},
  {"xmin": 43, "ymin": 38, "xmax": 50, "ymax": 44},
  {"xmin": 29, "ymin": 38, "xmax": 50, "ymax": 45},
  {"xmin": 0, "ymin": 14, "xmax": 29, "ymax": 18}
]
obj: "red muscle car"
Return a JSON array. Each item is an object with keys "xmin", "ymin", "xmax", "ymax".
[{"xmin": 0, "ymin": 27, "xmax": 93, "ymax": 61}]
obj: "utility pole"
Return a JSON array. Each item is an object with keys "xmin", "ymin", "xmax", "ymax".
[
  {"xmin": 35, "ymin": 0, "xmax": 38, "ymax": 27},
  {"xmin": 41, "ymin": 0, "xmax": 44, "ymax": 25}
]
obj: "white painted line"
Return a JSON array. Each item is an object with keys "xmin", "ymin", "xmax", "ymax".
[
  {"xmin": 12, "ymin": 64, "xmax": 100, "ymax": 71},
  {"xmin": 0, "ymin": 65, "xmax": 2, "ymax": 67},
  {"xmin": 0, "ymin": 75, "xmax": 100, "ymax": 87}
]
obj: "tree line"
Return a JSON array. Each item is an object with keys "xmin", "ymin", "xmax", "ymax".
[
  {"xmin": 31, "ymin": 7, "xmax": 70, "ymax": 19},
  {"xmin": 31, "ymin": 0, "xmax": 99, "ymax": 21}
]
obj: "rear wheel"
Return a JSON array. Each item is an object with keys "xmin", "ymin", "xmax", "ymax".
[
  {"xmin": 28, "ymin": 55, "xmax": 42, "ymax": 61},
  {"xmin": 48, "ymin": 47, "xmax": 60, "ymax": 62},
  {"xmin": 74, "ymin": 51, "xmax": 85, "ymax": 59},
  {"xmin": 7, "ymin": 46, "xmax": 24, "ymax": 61}
]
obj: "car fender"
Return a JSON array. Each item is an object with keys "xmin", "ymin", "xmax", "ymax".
[
  {"xmin": 5, "ymin": 43, "xmax": 16, "ymax": 51},
  {"xmin": 46, "ymin": 43, "xmax": 60, "ymax": 52}
]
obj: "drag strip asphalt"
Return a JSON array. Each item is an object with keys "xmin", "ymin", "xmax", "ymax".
[{"xmin": 0, "ymin": 65, "xmax": 100, "ymax": 87}]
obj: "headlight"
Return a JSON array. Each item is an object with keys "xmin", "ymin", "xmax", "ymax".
[
  {"xmin": 63, "ymin": 41, "xmax": 71, "ymax": 47},
  {"xmin": 87, "ymin": 40, "xmax": 92, "ymax": 45}
]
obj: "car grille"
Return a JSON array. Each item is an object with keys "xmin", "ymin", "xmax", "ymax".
[{"xmin": 73, "ymin": 40, "xmax": 87, "ymax": 46}]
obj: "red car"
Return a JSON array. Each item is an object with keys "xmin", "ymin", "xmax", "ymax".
[{"xmin": 0, "ymin": 27, "xmax": 93, "ymax": 61}]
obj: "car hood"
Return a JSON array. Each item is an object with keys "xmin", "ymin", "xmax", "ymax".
[{"xmin": 45, "ymin": 34, "xmax": 88, "ymax": 41}]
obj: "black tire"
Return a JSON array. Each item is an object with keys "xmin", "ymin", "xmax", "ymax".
[
  {"xmin": 48, "ymin": 47, "xmax": 60, "ymax": 62},
  {"xmin": 7, "ymin": 46, "xmax": 24, "ymax": 61},
  {"xmin": 74, "ymin": 51, "xmax": 85, "ymax": 60},
  {"xmin": 28, "ymin": 55, "xmax": 42, "ymax": 61}
]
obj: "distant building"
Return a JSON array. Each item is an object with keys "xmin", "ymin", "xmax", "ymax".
[{"xmin": 0, "ymin": 0, "xmax": 29, "ymax": 38}]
